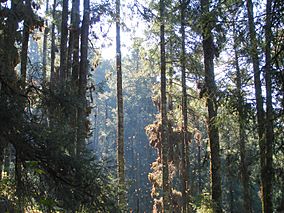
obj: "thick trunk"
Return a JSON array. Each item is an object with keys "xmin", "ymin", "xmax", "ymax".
[
  {"xmin": 59, "ymin": 0, "xmax": 68, "ymax": 83},
  {"xmin": 68, "ymin": 0, "xmax": 80, "ymax": 157},
  {"xmin": 201, "ymin": 0, "xmax": 222, "ymax": 212},
  {"xmin": 180, "ymin": 0, "xmax": 189, "ymax": 211},
  {"xmin": 264, "ymin": 0, "xmax": 274, "ymax": 211},
  {"xmin": 77, "ymin": 0, "xmax": 90, "ymax": 156},
  {"xmin": 2, "ymin": 3, "xmax": 21, "ymax": 206},
  {"xmin": 67, "ymin": 0, "xmax": 80, "ymax": 80},
  {"xmin": 160, "ymin": 0, "xmax": 170, "ymax": 211},
  {"xmin": 3, "ymin": 2, "xmax": 18, "ymax": 83},
  {"xmin": 233, "ymin": 21, "xmax": 252, "ymax": 213},
  {"xmin": 79, "ymin": 0, "xmax": 89, "ymax": 97},
  {"xmin": 245, "ymin": 1, "xmax": 267, "ymax": 212},
  {"xmin": 116, "ymin": 0, "xmax": 126, "ymax": 207}
]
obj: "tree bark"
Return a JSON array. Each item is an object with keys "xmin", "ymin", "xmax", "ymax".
[
  {"xmin": 233, "ymin": 20, "xmax": 252, "ymax": 213},
  {"xmin": 201, "ymin": 0, "xmax": 222, "ymax": 212},
  {"xmin": 20, "ymin": 22, "xmax": 29, "ymax": 82},
  {"xmin": 160, "ymin": 0, "xmax": 170, "ymax": 211},
  {"xmin": 180, "ymin": 0, "xmax": 189, "ymax": 211},
  {"xmin": 67, "ymin": 0, "xmax": 80, "ymax": 81},
  {"xmin": 20, "ymin": 0, "xmax": 31, "ymax": 83},
  {"xmin": 3, "ymin": 2, "xmax": 18, "ymax": 83},
  {"xmin": 42, "ymin": 0, "xmax": 49, "ymax": 83},
  {"xmin": 226, "ymin": 151, "xmax": 234, "ymax": 213},
  {"xmin": 71, "ymin": 0, "xmax": 80, "ymax": 82},
  {"xmin": 245, "ymin": 1, "xmax": 267, "ymax": 212},
  {"xmin": 59, "ymin": 0, "xmax": 68, "ymax": 83},
  {"xmin": 168, "ymin": 39, "xmax": 173, "ymax": 163},
  {"xmin": 197, "ymin": 134, "xmax": 202, "ymax": 195},
  {"xmin": 264, "ymin": 0, "xmax": 274, "ymax": 211},
  {"xmin": 116, "ymin": 0, "xmax": 126, "ymax": 207},
  {"xmin": 50, "ymin": 0, "xmax": 57, "ymax": 87},
  {"xmin": 77, "ymin": 0, "xmax": 90, "ymax": 156},
  {"xmin": 15, "ymin": 148, "xmax": 24, "ymax": 211},
  {"xmin": 67, "ymin": 0, "xmax": 80, "ymax": 157}
]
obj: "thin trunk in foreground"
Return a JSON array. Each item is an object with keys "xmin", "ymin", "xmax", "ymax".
[
  {"xmin": 42, "ymin": 0, "xmax": 49, "ymax": 83},
  {"xmin": 233, "ymin": 20, "xmax": 252, "ymax": 213},
  {"xmin": 180, "ymin": 0, "xmax": 189, "ymax": 211},
  {"xmin": 116, "ymin": 0, "xmax": 126, "ymax": 207},
  {"xmin": 50, "ymin": 0, "xmax": 56, "ymax": 87},
  {"xmin": 160, "ymin": 0, "xmax": 170, "ymax": 211},
  {"xmin": 245, "ymin": 0, "xmax": 267, "ymax": 212},
  {"xmin": 21, "ymin": 0, "xmax": 31, "ymax": 82},
  {"xmin": 264, "ymin": 0, "xmax": 274, "ymax": 211}
]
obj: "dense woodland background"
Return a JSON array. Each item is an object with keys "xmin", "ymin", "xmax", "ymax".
[{"xmin": 0, "ymin": 0, "xmax": 283, "ymax": 212}]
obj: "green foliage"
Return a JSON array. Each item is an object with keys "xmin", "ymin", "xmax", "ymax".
[
  {"xmin": 0, "ymin": 176, "xmax": 16, "ymax": 200},
  {"xmin": 0, "ymin": 0, "xmax": 283, "ymax": 211},
  {"xmin": 192, "ymin": 193, "xmax": 215, "ymax": 213}
]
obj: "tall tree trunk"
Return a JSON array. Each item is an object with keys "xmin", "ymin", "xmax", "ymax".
[
  {"xmin": 15, "ymin": 146, "xmax": 24, "ymax": 211},
  {"xmin": 77, "ymin": 0, "xmax": 90, "ymax": 155},
  {"xmin": 180, "ymin": 0, "xmax": 188, "ymax": 211},
  {"xmin": 50, "ymin": 0, "xmax": 57, "ymax": 87},
  {"xmin": 42, "ymin": 0, "xmax": 49, "ymax": 83},
  {"xmin": 18, "ymin": 1, "xmax": 32, "ymax": 210},
  {"xmin": 116, "ymin": 0, "xmax": 126, "ymax": 207},
  {"xmin": 1, "ymin": 2, "xmax": 21, "ymax": 206},
  {"xmin": 168, "ymin": 39, "xmax": 173, "ymax": 162},
  {"xmin": 20, "ymin": 22, "xmax": 29, "ymax": 82},
  {"xmin": 245, "ymin": 1, "xmax": 267, "ymax": 212},
  {"xmin": 201, "ymin": 0, "xmax": 222, "ymax": 212},
  {"xmin": 264, "ymin": 0, "xmax": 274, "ymax": 211},
  {"xmin": 59, "ymin": 0, "xmax": 68, "ymax": 83},
  {"xmin": 3, "ymin": 2, "xmax": 18, "ymax": 83},
  {"xmin": 136, "ymin": 150, "xmax": 141, "ymax": 212},
  {"xmin": 21, "ymin": 0, "xmax": 31, "ymax": 83},
  {"xmin": 67, "ymin": 11, "xmax": 74, "ymax": 78},
  {"xmin": 227, "ymin": 153, "xmax": 234, "ymax": 213},
  {"xmin": 233, "ymin": 20, "xmax": 252, "ymax": 213},
  {"xmin": 160, "ymin": 0, "xmax": 170, "ymax": 211},
  {"xmin": 71, "ymin": 0, "xmax": 80, "ymax": 82},
  {"xmin": 197, "ymin": 131, "xmax": 202, "ymax": 195},
  {"xmin": 67, "ymin": 0, "xmax": 80, "ymax": 156},
  {"xmin": 67, "ymin": 0, "xmax": 80, "ymax": 80}
]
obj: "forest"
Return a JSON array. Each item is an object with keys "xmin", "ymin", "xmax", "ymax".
[{"xmin": 0, "ymin": 0, "xmax": 283, "ymax": 212}]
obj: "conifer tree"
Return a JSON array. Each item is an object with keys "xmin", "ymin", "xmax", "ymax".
[
  {"xmin": 200, "ymin": 0, "xmax": 222, "ymax": 211},
  {"xmin": 264, "ymin": 0, "xmax": 274, "ymax": 211},
  {"xmin": 180, "ymin": 0, "xmax": 189, "ymax": 211},
  {"xmin": 160, "ymin": 0, "xmax": 171, "ymax": 211},
  {"xmin": 245, "ymin": 0, "xmax": 268, "ymax": 212},
  {"xmin": 116, "ymin": 0, "xmax": 126, "ymax": 207}
]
